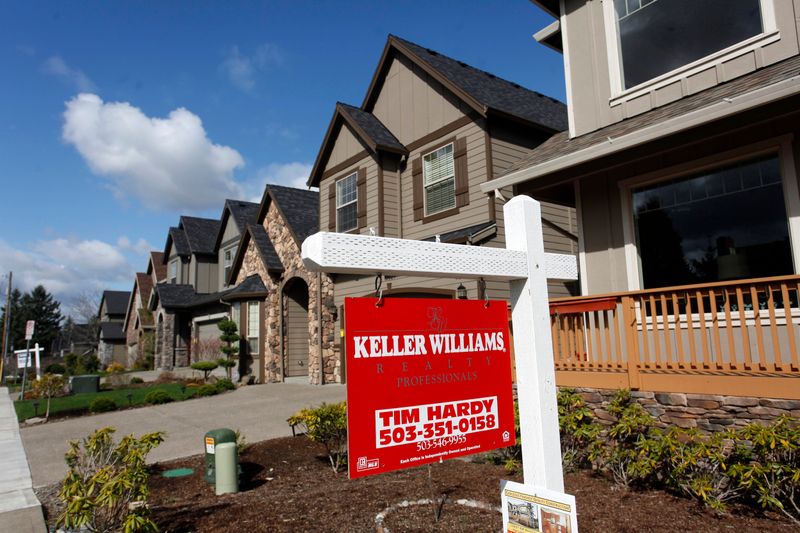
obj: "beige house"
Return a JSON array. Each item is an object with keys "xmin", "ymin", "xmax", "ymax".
[
  {"xmin": 96, "ymin": 290, "xmax": 129, "ymax": 366},
  {"xmin": 480, "ymin": 0, "xmax": 800, "ymax": 401}
]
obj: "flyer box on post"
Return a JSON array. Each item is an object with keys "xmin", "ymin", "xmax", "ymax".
[
  {"xmin": 344, "ymin": 297, "xmax": 515, "ymax": 479},
  {"xmin": 501, "ymin": 480, "xmax": 578, "ymax": 533}
]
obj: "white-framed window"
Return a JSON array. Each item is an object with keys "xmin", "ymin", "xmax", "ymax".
[
  {"xmin": 423, "ymin": 142, "xmax": 456, "ymax": 216},
  {"xmin": 169, "ymin": 260, "xmax": 178, "ymax": 284},
  {"xmin": 231, "ymin": 302, "xmax": 240, "ymax": 329},
  {"xmin": 605, "ymin": 0, "xmax": 775, "ymax": 97},
  {"xmin": 247, "ymin": 301, "xmax": 260, "ymax": 355},
  {"xmin": 223, "ymin": 245, "xmax": 237, "ymax": 285},
  {"xmin": 336, "ymin": 172, "xmax": 358, "ymax": 232}
]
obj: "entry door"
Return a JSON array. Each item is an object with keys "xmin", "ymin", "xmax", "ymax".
[{"xmin": 285, "ymin": 285, "xmax": 309, "ymax": 377}]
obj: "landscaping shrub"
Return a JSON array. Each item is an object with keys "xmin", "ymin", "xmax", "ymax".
[
  {"xmin": 557, "ymin": 388, "xmax": 600, "ymax": 472},
  {"xmin": 65, "ymin": 352, "xmax": 101, "ymax": 375},
  {"xmin": 58, "ymin": 427, "xmax": 164, "ymax": 533},
  {"xmin": 106, "ymin": 362, "xmax": 125, "ymax": 374},
  {"xmin": 144, "ymin": 390, "xmax": 174, "ymax": 405},
  {"xmin": 288, "ymin": 401, "xmax": 348, "ymax": 473},
  {"xmin": 89, "ymin": 397, "xmax": 118, "ymax": 413},
  {"xmin": 215, "ymin": 378, "xmax": 235, "ymax": 392},
  {"xmin": 191, "ymin": 360, "xmax": 218, "ymax": 381},
  {"xmin": 196, "ymin": 384, "xmax": 218, "ymax": 397},
  {"xmin": 45, "ymin": 363, "xmax": 66, "ymax": 374},
  {"xmin": 235, "ymin": 428, "xmax": 249, "ymax": 456},
  {"xmin": 32, "ymin": 373, "xmax": 67, "ymax": 420},
  {"xmin": 217, "ymin": 319, "xmax": 240, "ymax": 380},
  {"xmin": 130, "ymin": 376, "xmax": 144, "ymax": 384}
]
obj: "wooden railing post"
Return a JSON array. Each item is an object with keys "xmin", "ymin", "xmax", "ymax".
[{"xmin": 621, "ymin": 295, "xmax": 641, "ymax": 390}]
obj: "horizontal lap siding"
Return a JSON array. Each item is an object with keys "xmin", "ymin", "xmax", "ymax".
[
  {"xmin": 319, "ymin": 155, "xmax": 377, "ymax": 235},
  {"xmin": 382, "ymin": 158, "xmax": 400, "ymax": 238},
  {"xmin": 334, "ymin": 274, "xmax": 509, "ymax": 307}
]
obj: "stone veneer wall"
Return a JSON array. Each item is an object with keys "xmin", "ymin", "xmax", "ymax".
[
  {"xmin": 573, "ymin": 387, "xmax": 800, "ymax": 432},
  {"xmin": 154, "ymin": 310, "xmax": 176, "ymax": 369},
  {"xmin": 235, "ymin": 202, "xmax": 338, "ymax": 385}
]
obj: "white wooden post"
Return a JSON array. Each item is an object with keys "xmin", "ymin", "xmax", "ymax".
[
  {"xmin": 505, "ymin": 196, "xmax": 564, "ymax": 491},
  {"xmin": 301, "ymin": 195, "xmax": 576, "ymax": 492}
]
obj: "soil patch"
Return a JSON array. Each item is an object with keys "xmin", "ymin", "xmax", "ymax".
[{"xmin": 36, "ymin": 435, "xmax": 795, "ymax": 532}]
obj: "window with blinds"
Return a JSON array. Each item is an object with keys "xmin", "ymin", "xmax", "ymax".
[
  {"xmin": 223, "ymin": 245, "xmax": 237, "ymax": 285},
  {"xmin": 423, "ymin": 143, "xmax": 456, "ymax": 216},
  {"xmin": 336, "ymin": 173, "xmax": 358, "ymax": 232},
  {"xmin": 247, "ymin": 301, "xmax": 260, "ymax": 354}
]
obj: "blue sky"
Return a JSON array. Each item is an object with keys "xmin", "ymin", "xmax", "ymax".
[{"xmin": 0, "ymin": 1, "xmax": 563, "ymax": 313}]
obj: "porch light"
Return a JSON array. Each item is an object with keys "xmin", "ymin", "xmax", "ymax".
[{"xmin": 456, "ymin": 283, "xmax": 468, "ymax": 300}]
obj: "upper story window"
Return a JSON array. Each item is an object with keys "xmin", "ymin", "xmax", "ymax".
[
  {"xmin": 223, "ymin": 245, "xmax": 237, "ymax": 285},
  {"xmin": 614, "ymin": 0, "xmax": 763, "ymax": 89},
  {"xmin": 336, "ymin": 172, "xmax": 358, "ymax": 232},
  {"xmin": 169, "ymin": 260, "xmax": 178, "ymax": 284},
  {"xmin": 423, "ymin": 143, "xmax": 456, "ymax": 216}
]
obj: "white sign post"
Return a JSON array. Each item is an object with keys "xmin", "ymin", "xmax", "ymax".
[{"xmin": 302, "ymin": 195, "xmax": 577, "ymax": 492}]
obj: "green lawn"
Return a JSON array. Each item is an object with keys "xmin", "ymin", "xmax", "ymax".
[{"xmin": 14, "ymin": 383, "xmax": 187, "ymax": 422}]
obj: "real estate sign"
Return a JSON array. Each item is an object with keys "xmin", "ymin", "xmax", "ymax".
[
  {"xmin": 344, "ymin": 297, "xmax": 515, "ymax": 479},
  {"xmin": 501, "ymin": 480, "xmax": 578, "ymax": 533}
]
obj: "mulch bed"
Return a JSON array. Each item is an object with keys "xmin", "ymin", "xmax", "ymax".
[{"xmin": 36, "ymin": 435, "xmax": 796, "ymax": 532}]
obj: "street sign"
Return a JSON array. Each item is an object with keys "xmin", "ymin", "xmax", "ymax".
[
  {"xmin": 345, "ymin": 297, "xmax": 515, "ymax": 479},
  {"xmin": 25, "ymin": 320, "xmax": 35, "ymax": 340}
]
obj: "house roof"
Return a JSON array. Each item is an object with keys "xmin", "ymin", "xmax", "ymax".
[
  {"xmin": 100, "ymin": 290, "xmax": 130, "ymax": 318},
  {"xmin": 165, "ymin": 227, "xmax": 190, "ymax": 258},
  {"xmin": 99, "ymin": 321, "xmax": 125, "ymax": 341},
  {"xmin": 364, "ymin": 35, "xmax": 568, "ymax": 132},
  {"xmin": 249, "ymin": 224, "xmax": 284, "ymax": 272},
  {"xmin": 221, "ymin": 274, "xmax": 268, "ymax": 301},
  {"xmin": 493, "ymin": 53, "xmax": 800, "ymax": 189},
  {"xmin": 180, "ymin": 216, "xmax": 221, "ymax": 256},
  {"xmin": 123, "ymin": 273, "xmax": 154, "ymax": 332},
  {"xmin": 152, "ymin": 283, "xmax": 233, "ymax": 310},
  {"xmin": 422, "ymin": 221, "xmax": 497, "ymax": 245},
  {"xmin": 308, "ymin": 102, "xmax": 406, "ymax": 186},
  {"xmin": 258, "ymin": 184, "xmax": 319, "ymax": 245},
  {"xmin": 215, "ymin": 199, "xmax": 260, "ymax": 250},
  {"xmin": 149, "ymin": 251, "xmax": 167, "ymax": 281}
]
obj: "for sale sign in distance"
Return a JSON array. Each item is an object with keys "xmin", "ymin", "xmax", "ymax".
[{"xmin": 345, "ymin": 297, "xmax": 515, "ymax": 479}]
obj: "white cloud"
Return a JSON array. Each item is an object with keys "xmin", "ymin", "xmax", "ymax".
[
  {"xmin": 117, "ymin": 236, "xmax": 153, "ymax": 256},
  {"xmin": 219, "ymin": 43, "xmax": 284, "ymax": 93},
  {"xmin": 62, "ymin": 93, "xmax": 246, "ymax": 211},
  {"xmin": 42, "ymin": 56, "xmax": 96, "ymax": 92},
  {"xmin": 250, "ymin": 162, "xmax": 314, "ymax": 199},
  {"xmin": 0, "ymin": 237, "xmax": 134, "ymax": 314}
]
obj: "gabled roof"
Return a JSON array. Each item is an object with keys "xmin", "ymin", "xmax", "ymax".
[
  {"xmin": 363, "ymin": 35, "xmax": 567, "ymax": 132},
  {"xmin": 148, "ymin": 251, "xmax": 167, "ymax": 281},
  {"xmin": 257, "ymin": 184, "xmax": 319, "ymax": 245},
  {"xmin": 226, "ymin": 223, "xmax": 285, "ymax": 286},
  {"xmin": 123, "ymin": 273, "xmax": 154, "ymax": 332},
  {"xmin": 99, "ymin": 290, "xmax": 130, "ymax": 318},
  {"xmin": 180, "ymin": 216, "xmax": 221, "ymax": 256},
  {"xmin": 221, "ymin": 274, "xmax": 268, "ymax": 301},
  {"xmin": 165, "ymin": 227, "xmax": 190, "ymax": 258},
  {"xmin": 215, "ymin": 199, "xmax": 260, "ymax": 250},
  {"xmin": 152, "ymin": 283, "xmax": 233, "ymax": 311},
  {"xmin": 308, "ymin": 102, "xmax": 406, "ymax": 186}
]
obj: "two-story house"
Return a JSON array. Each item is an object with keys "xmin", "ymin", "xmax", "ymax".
[
  {"xmin": 480, "ymin": 0, "xmax": 800, "ymax": 400},
  {"xmin": 96, "ymin": 289, "xmax": 130, "ymax": 366}
]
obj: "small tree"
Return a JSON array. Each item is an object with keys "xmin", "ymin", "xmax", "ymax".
[
  {"xmin": 190, "ymin": 360, "xmax": 218, "ymax": 381},
  {"xmin": 32, "ymin": 373, "xmax": 66, "ymax": 420},
  {"xmin": 58, "ymin": 427, "xmax": 164, "ymax": 533},
  {"xmin": 217, "ymin": 319, "xmax": 239, "ymax": 380}
]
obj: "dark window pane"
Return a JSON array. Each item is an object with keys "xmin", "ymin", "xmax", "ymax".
[
  {"xmin": 633, "ymin": 155, "xmax": 791, "ymax": 288},
  {"xmin": 337, "ymin": 202, "xmax": 358, "ymax": 232},
  {"xmin": 616, "ymin": 0, "xmax": 762, "ymax": 89}
]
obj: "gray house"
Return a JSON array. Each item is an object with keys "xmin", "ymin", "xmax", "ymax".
[{"xmin": 97, "ymin": 290, "xmax": 130, "ymax": 366}]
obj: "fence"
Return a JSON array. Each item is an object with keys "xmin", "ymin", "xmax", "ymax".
[{"xmin": 549, "ymin": 275, "xmax": 800, "ymax": 399}]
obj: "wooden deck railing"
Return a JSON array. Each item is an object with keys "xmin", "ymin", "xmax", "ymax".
[{"xmin": 549, "ymin": 275, "xmax": 800, "ymax": 399}]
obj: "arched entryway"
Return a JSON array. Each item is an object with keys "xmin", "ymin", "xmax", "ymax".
[{"xmin": 283, "ymin": 277, "xmax": 310, "ymax": 378}]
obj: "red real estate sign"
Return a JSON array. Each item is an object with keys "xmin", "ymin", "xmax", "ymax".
[{"xmin": 345, "ymin": 297, "xmax": 515, "ymax": 479}]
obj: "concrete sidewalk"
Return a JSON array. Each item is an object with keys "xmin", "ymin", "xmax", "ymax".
[
  {"xmin": 0, "ymin": 388, "xmax": 47, "ymax": 533},
  {"xmin": 21, "ymin": 383, "xmax": 345, "ymax": 488}
]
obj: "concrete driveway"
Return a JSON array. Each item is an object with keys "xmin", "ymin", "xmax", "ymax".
[{"xmin": 20, "ymin": 383, "xmax": 345, "ymax": 488}]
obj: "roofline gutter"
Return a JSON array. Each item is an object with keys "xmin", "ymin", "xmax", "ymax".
[{"xmin": 481, "ymin": 75, "xmax": 800, "ymax": 193}]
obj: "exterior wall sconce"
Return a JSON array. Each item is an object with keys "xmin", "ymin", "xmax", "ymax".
[
  {"xmin": 456, "ymin": 283, "xmax": 468, "ymax": 300},
  {"xmin": 326, "ymin": 303, "xmax": 339, "ymax": 321}
]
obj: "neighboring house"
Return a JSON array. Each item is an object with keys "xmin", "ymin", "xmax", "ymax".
[
  {"xmin": 122, "ymin": 272, "xmax": 154, "ymax": 367},
  {"xmin": 227, "ymin": 184, "xmax": 335, "ymax": 384},
  {"xmin": 151, "ymin": 202, "xmax": 259, "ymax": 369},
  {"xmin": 97, "ymin": 290, "xmax": 130, "ymax": 366},
  {"xmin": 479, "ymin": 0, "xmax": 800, "ymax": 399}
]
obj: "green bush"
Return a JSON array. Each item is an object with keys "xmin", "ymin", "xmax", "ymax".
[
  {"xmin": 558, "ymin": 388, "xmax": 600, "ymax": 472},
  {"xmin": 196, "ymin": 384, "xmax": 218, "ymax": 397},
  {"xmin": 288, "ymin": 401, "xmax": 348, "ymax": 473},
  {"xmin": 65, "ymin": 353, "xmax": 101, "ymax": 375},
  {"xmin": 89, "ymin": 397, "xmax": 118, "ymax": 413},
  {"xmin": 58, "ymin": 427, "xmax": 163, "ymax": 533},
  {"xmin": 215, "ymin": 378, "xmax": 235, "ymax": 392},
  {"xmin": 130, "ymin": 377, "xmax": 144, "ymax": 384},
  {"xmin": 45, "ymin": 363, "xmax": 66, "ymax": 374},
  {"xmin": 191, "ymin": 360, "xmax": 218, "ymax": 381},
  {"xmin": 144, "ymin": 390, "xmax": 174, "ymax": 405}
]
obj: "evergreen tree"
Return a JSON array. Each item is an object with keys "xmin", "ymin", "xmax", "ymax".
[{"xmin": 19, "ymin": 286, "xmax": 63, "ymax": 354}]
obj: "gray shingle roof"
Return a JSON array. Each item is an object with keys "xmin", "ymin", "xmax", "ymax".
[
  {"xmin": 266, "ymin": 185, "xmax": 319, "ymax": 244},
  {"xmin": 99, "ymin": 321, "xmax": 125, "ymax": 341},
  {"xmin": 225, "ymin": 199, "xmax": 260, "ymax": 233},
  {"xmin": 102, "ymin": 290, "xmax": 130, "ymax": 317},
  {"xmin": 154, "ymin": 283, "xmax": 233, "ymax": 310},
  {"xmin": 337, "ymin": 103, "xmax": 406, "ymax": 153},
  {"xmin": 422, "ymin": 221, "xmax": 497, "ymax": 244},
  {"xmin": 168, "ymin": 227, "xmax": 190, "ymax": 257},
  {"xmin": 249, "ymin": 224, "xmax": 284, "ymax": 272},
  {"xmin": 389, "ymin": 35, "xmax": 567, "ymax": 132},
  {"xmin": 223, "ymin": 274, "xmax": 267, "ymax": 301},
  {"xmin": 180, "ymin": 216, "xmax": 221, "ymax": 256}
]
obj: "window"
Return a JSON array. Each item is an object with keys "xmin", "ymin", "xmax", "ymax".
[
  {"xmin": 223, "ymin": 245, "xmax": 237, "ymax": 285},
  {"xmin": 613, "ymin": 0, "xmax": 763, "ymax": 89},
  {"xmin": 632, "ymin": 155, "xmax": 792, "ymax": 289},
  {"xmin": 423, "ymin": 143, "xmax": 456, "ymax": 215},
  {"xmin": 247, "ymin": 301, "xmax": 260, "ymax": 355},
  {"xmin": 169, "ymin": 260, "xmax": 178, "ymax": 284},
  {"xmin": 336, "ymin": 173, "xmax": 358, "ymax": 232},
  {"xmin": 231, "ymin": 302, "xmax": 240, "ymax": 329}
]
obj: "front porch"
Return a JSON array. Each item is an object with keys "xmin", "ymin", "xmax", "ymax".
[{"xmin": 549, "ymin": 275, "xmax": 800, "ymax": 399}]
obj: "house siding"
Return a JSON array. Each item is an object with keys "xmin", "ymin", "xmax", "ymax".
[{"xmin": 328, "ymin": 123, "xmax": 364, "ymax": 168}]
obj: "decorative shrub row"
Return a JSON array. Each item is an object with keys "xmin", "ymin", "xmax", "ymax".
[{"xmin": 558, "ymin": 388, "xmax": 800, "ymax": 524}]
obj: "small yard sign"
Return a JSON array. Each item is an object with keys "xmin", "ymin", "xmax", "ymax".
[
  {"xmin": 25, "ymin": 320, "xmax": 35, "ymax": 340},
  {"xmin": 345, "ymin": 297, "xmax": 515, "ymax": 479},
  {"xmin": 501, "ymin": 480, "xmax": 578, "ymax": 533}
]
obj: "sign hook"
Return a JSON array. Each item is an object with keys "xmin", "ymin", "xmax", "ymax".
[
  {"xmin": 374, "ymin": 273, "xmax": 384, "ymax": 307},
  {"xmin": 479, "ymin": 277, "xmax": 489, "ymax": 308}
]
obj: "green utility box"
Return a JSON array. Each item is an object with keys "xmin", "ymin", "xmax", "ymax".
[
  {"xmin": 70, "ymin": 375, "xmax": 100, "ymax": 394},
  {"xmin": 204, "ymin": 428, "xmax": 236, "ymax": 483}
]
